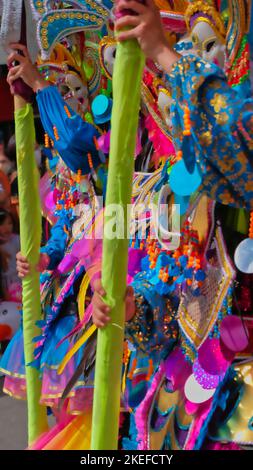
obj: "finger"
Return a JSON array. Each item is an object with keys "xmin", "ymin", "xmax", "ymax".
[
  {"xmin": 7, "ymin": 52, "xmax": 25, "ymax": 66},
  {"xmin": 117, "ymin": 25, "xmax": 142, "ymax": 41},
  {"xmin": 93, "ymin": 310, "xmax": 111, "ymax": 323},
  {"xmin": 20, "ymin": 270, "xmax": 29, "ymax": 277},
  {"xmin": 115, "ymin": 15, "xmax": 140, "ymax": 31},
  {"xmin": 7, "ymin": 71, "xmax": 22, "ymax": 84},
  {"xmin": 125, "ymin": 286, "xmax": 134, "ymax": 299},
  {"xmin": 16, "ymin": 253, "xmax": 27, "ymax": 262},
  {"xmin": 93, "ymin": 312, "xmax": 111, "ymax": 328},
  {"xmin": 7, "ymin": 72, "xmax": 16, "ymax": 86},
  {"xmin": 17, "ymin": 262, "xmax": 30, "ymax": 271},
  {"xmin": 93, "ymin": 318, "xmax": 109, "ymax": 328},
  {"xmin": 18, "ymin": 270, "xmax": 29, "ymax": 278},
  {"xmin": 7, "ymin": 65, "xmax": 20, "ymax": 76},
  {"xmin": 93, "ymin": 296, "xmax": 111, "ymax": 314},
  {"xmin": 9, "ymin": 43, "xmax": 29, "ymax": 57},
  {"xmin": 93, "ymin": 278, "xmax": 106, "ymax": 296},
  {"xmin": 116, "ymin": 0, "xmax": 146, "ymax": 15},
  {"xmin": 7, "ymin": 52, "xmax": 18, "ymax": 66},
  {"xmin": 20, "ymin": 270, "xmax": 30, "ymax": 277},
  {"xmin": 17, "ymin": 261, "xmax": 30, "ymax": 272}
]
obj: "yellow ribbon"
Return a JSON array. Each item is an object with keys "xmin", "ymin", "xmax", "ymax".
[
  {"xmin": 77, "ymin": 272, "xmax": 90, "ymax": 321},
  {"xmin": 57, "ymin": 324, "xmax": 97, "ymax": 375}
]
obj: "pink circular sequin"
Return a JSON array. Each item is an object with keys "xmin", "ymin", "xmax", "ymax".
[
  {"xmin": 198, "ymin": 338, "xmax": 231, "ymax": 375},
  {"xmin": 220, "ymin": 315, "xmax": 249, "ymax": 352}
]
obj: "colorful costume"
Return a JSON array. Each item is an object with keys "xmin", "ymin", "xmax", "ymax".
[
  {"xmin": 1, "ymin": 0, "xmax": 253, "ymax": 451},
  {"xmin": 123, "ymin": 0, "xmax": 253, "ymax": 450}
]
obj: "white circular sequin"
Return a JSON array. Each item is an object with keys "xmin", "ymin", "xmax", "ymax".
[{"xmin": 184, "ymin": 374, "xmax": 216, "ymax": 404}]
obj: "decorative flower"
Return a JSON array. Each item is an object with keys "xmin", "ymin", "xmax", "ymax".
[{"xmin": 210, "ymin": 93, "xmax": 228, "ymax": 113}]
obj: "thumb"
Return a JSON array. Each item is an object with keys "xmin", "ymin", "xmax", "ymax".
[{"xmin": 125, "ymin": 285, "xmax": 134, "ymax": 300}]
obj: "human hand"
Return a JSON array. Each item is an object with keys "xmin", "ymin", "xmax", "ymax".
[
  {"xmin": 16, "ymin": 252, "xmax": 50, "ymax": 278},
  {"xmin": 92, "ymin": 278, "xmax": 136, "ymax": 328},
  {"xmin": 115, "ymin": 0, "xmax": 180, "ymax": 71},
  {"xmin": 37, "ymin": 253, "xmax": 51, "ymax": 272},
  {"xmin": 7, "ymin": 44, "xmax": 48, "ymax": 94}
]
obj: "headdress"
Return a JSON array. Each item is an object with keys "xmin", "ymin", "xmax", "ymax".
[
  {"xmin": 185, "ymin": 0, "xmax": 226, "ymax": 41},
  {"xmin": 29, "ymin": 0, "xmax": 113, "ymax": 59},
  {"xmin": 186, "ymin": 0, "xmax": 252, "ymax": 88}
]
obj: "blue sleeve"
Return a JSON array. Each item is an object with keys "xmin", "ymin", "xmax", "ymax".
[
  {"xmin": 125, "ymin": 273, "xmax": 178, "ymax": 362},
  {"xmin": 36, "ymin": 86, "xmax": 101, "ymax": 175},
  {"xmin": 41, "ymin": 215, "xmax": 69, "ymax": 270},
  {"xmin": 166, "ymin": 55, "xmax": 253, "ymax": 210}
]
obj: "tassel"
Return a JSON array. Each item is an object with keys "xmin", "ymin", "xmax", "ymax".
[{"xmin": 128, "ymin": 357, "xmax": 137, "ymax": 380}]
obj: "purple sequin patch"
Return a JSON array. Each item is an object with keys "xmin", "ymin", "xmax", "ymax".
[
  {"xmin": 193, "ymin": 359, "xmax": 225, "ymax": 390},
  {"xmin": 190, "ymin": 12, "xmax": 215, "ymax": 29}
]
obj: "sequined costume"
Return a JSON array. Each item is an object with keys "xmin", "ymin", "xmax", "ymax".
[
  {"xmin": 167, "ymin": 55, "xmax": 253, "ymax": 209},
  {"xmin": 123, "ymin": 1, "xmax": 253, "ymax": 451},
  {"xmin": 1, "ymin": 0, "xmax": 253, "ymax": 451}
]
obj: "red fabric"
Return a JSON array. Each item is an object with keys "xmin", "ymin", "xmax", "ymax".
[
  {"xmin": 0, "ymin": 78, "xmax": 14, "ymax": 122},
  {"xmin": 0, "ymin": 170, "xmax": 11, "ymax": 196}
]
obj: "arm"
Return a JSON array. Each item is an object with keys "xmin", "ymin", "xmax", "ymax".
[
  {"xmin": 7, "ymin": 44, "xmax": 101, "ymax": 175},
  {"xmin": 166, "ymin": 56, "xmax": 253, "ymax": 210},
  {"xmin": 36, "ymin": 86, "xmax": 101, "ymax": 175},
  {"xmin": 116, "ymin": 0, "xmax": 253, "ymax": 210}
]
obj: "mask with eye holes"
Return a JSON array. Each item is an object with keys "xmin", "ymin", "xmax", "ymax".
[
  {"xmin": 99, "ymin": 36, "xmax": 117, "ymax": 80},
  {"xmin": 191, "ymin": 21, "xmax": 226, "ymax": 68},
  {"xmin": 157, "ymin": 85, "xmax": 173, "ymax": 129},
  {"xmin": 185, "ymin": 1, "xmax": 227, "ymax": 69},
  {"xmin": 58, "ymin": 71, "xmax": 89, "ymax": 115},
  {"xmin": 37, "ymin": 41, "xmax": 90, "ymax": 118}
]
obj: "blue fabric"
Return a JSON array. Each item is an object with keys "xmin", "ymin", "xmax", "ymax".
[
  {"xmin": 39, "ymin": 315, "xmax": 77, "ymax": 370},
  {"xmin": 41, "ymin": 213, "xmax": 69, "ymax": 270},
  {"xmin": 166, "ymin": 55, "xmax": 253, "ymax": 210},
  {"xmin": 125, "ymin": 272, "xmax": 179, "ymax": 362},
  {"xmin": 0, "ymin": 316, "xmax": 94, "ymax": 391},
  {"xmin": 0, "ymin": 327, "xmax": 25, "ymax": 377},
  {"xmin": 122, "ymin": 413, "xmax": 139, "ymax": 450},
  {"xmin": 194, "ymin": 368, "xmax": 237, "ymax": 450},
  {"xmin": 36, "ymin": 86, "xmax": 101, "ymax": 175}
]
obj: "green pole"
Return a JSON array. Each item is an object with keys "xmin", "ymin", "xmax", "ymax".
[
  {"xmin": 15, "ymin": 96, "xmax": 48, "ymax": 444},
  {"xmin": 91, "ymin": 36, "xmax": 145, "ymax": 449}
]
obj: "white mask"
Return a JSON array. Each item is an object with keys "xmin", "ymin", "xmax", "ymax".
[
  {"xmin": 99, "ymin": 39, "xmax": 117, "ymax": 79},
  {"xmin": 157, "ymin": 88, "xmax": 172, "ymax": 129},
  {"xmin": 103, "ymin": 44, "xmax": 116, "ymax": 78},
  {"xmin": 191, "ymin": 22, "xmax": 226, "ymax": 68},
  {"xmin": 57, "ymin": 72, "xmax": 89, "ymax": 116}
]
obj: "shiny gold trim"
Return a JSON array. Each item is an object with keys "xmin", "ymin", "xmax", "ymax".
[
  {"xmin": 186, "ymin": 1, "xmax": 226, "ymax": 40},
  {"xmin": 3, "ymin": 388, "xmax": 26, "ymax": 400},
  {"xmin": 0, "ymin": 368, "xmax": 25, "ymax": 379}
]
